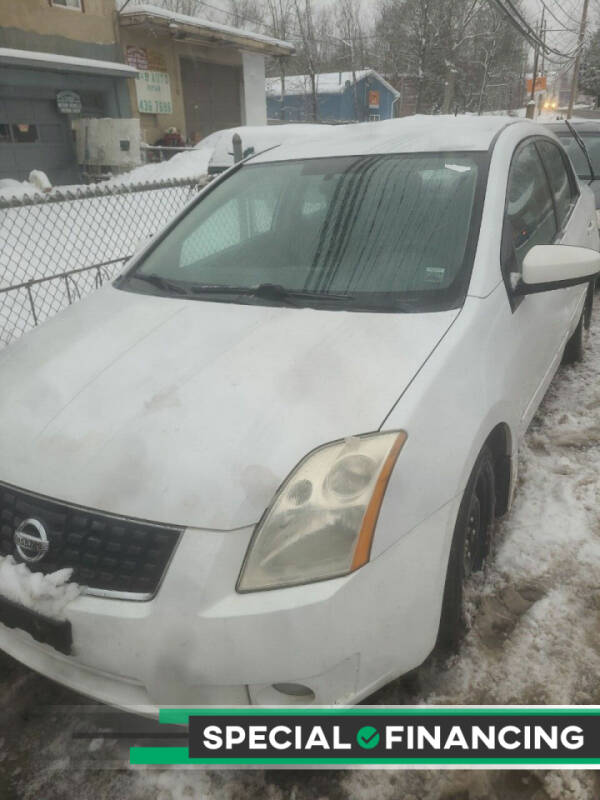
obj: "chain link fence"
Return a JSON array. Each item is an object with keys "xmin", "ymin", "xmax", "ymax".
[{"xmin": 0, "ymin": 175, "xmax": 209, "ymax": 348}]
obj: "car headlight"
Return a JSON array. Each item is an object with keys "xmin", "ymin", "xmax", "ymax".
[{"xmin": 237, "ymin": 431, "xmax": 407, "ymax": 592}]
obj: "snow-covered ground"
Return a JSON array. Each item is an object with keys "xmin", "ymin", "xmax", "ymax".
[{"xmin": 1, "ymin": 309, "xmax": 600, "ymax": 799}]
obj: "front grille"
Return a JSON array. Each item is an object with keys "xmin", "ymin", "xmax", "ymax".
[{"xmin": 0, "ymin": 484, "xmax": 182, "ymax": 600}]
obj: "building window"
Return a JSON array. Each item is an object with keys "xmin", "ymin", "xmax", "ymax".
[
  {"xmin": 50, "ymin": 0, "xmax": 83, "ymax": 10},
  {"xmin": 368, "ymin": 114, "xmax": 380, "ymax": 121},
  {"xmin": 11, "ymin": 124, "xmax": 39, "ymax": 144}
]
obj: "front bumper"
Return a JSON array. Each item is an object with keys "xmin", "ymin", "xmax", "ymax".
[{"xmin": 0, "ymin": 498, "xmax": 459, "ymax": 712}]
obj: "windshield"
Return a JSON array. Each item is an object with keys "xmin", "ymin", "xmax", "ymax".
[
  {"xmin": 556, "ymin": 132, "xmax": 600, "ymax": 180},
  {"xmin": 119, "ymin": 153, "xmax": 486, "ymax": 312}
]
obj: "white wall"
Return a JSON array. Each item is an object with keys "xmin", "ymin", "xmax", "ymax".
[{"xmin": 241, "ymin": 52, "xmax": 267, "ymax": 126}]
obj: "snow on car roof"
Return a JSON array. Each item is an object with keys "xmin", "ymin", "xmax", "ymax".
[
  {"xmin": 250, "ymin": 115, "xmax": 532, "ymax": 162},
  {"xmin": 207, "ymin": 123, "xmax": 339, "ymax": 169}
]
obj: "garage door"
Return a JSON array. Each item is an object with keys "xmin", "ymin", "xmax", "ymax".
[
  {"xmin": 0, "ymin": 97, "xmax": 80, "ymax": 185},
  {"xmin": 179, "ymin": 58, "xmax": 242, "ymax": 141}
]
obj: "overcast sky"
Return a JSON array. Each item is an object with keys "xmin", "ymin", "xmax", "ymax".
[{"xmin": 160, "ymin": 0, "xmax": 591, "ymax": 74}]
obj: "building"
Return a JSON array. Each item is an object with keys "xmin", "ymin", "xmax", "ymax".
[
  {"xmin": 0, "ymin": 0, "xmax": 294, "ymax": 185},
  {"xmin": 266, "ymin": 70, "xmax": 400, "ymax": 123},
  {"xmin": 118, "ymin": 4, "xmax": 294, "ymax": 146},
  {"xmin": 0, "ymin": 0, "xmax": 136, "ymax": 184}
]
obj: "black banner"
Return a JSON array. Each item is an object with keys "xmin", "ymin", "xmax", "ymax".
[{"xmin": 188, "ymin": 712, "xmax": 600, "ymax": 763}]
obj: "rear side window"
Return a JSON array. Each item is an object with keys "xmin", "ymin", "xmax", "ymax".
[
  {"xmin": 536, "ymin": 139, "xmax": 577, "ymax": 229},
  {"xmin": 504, "ymin": 141, "xmax": 557, "ymax": 272}
]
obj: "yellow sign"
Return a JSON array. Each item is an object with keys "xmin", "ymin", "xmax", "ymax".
[{"xmin": 526, "ymin": 75, "xmax": 547, "ymax": 93}]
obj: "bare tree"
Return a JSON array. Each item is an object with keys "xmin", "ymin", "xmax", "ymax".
[
  {"xmin": 227, "ymin": 0, "xmax": 265, "ymax": 30},
  {"xmin": 265, "ymin": 0, "xmax": 295, "ymax": 118},
  {"xmin": 148, "ymin": 0, "xmax": 210, "ymax": 16},
  {"xmin": 293, "ymin": 0, "xmax": 320, "ymax": 120},
  {"xmin": 374, "ymin": 0, "xmax": 525, "ymax": 114},
  {"xmin": 334, "ymin": 0, "xmax": 365, "ymax": 118}
]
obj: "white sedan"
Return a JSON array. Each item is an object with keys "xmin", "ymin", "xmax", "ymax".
[{"xmin": 0, "ymin": 116, "xmax": 598, "ymax": 710}]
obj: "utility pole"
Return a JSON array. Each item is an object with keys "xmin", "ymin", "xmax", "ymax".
[
  {"xmin": 540, "ymin": 15, "xmax": 546, "ymax": 78},
  {"xmin": 526, "ymin": 15, "xmax": 542, "ymax": 119},
  {"xmin": 441, "ymin": 67, "xmax": 457, "ymax": 114},
  {"xmin": 567, "ymin": 0, "xmax": 590, "ymax": 119}
]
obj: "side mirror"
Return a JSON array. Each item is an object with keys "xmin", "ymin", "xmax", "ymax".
[{"xmin": 515, "ymin": 244, "xmax": 600, "ymax": 295}]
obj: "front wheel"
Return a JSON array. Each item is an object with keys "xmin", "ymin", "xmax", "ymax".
[
  {"xmin": 563, "ymin": 287, "xmax": 593, "ymax": 365},
  {"xmin": 436, "ymin": 446, "xmax": 496, "ymax": 653},
  {"xmin": 562, "ymin": 311, "xmax": 585, "ymax": 365}
]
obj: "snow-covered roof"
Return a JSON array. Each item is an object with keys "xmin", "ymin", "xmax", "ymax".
[
  {"xmin": 251, "ymin": 115, "xmax": 526, "ymax": 163},
  {"xmin": 119, "ymin": 4, "xmax": 294, "ymax": 56},
  {"xmin": 266, "ymin": 70, "xmax": 400, "ymax": 98},
  {"xmin": 0, "ymin": 47, "xmax": 138, "ymax": 78}
]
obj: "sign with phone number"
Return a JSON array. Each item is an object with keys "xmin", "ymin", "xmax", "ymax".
[{"xmin": 135, "ymin": 70, "xmax": 173, "ymax": 115}]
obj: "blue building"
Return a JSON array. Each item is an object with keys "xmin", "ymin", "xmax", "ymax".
[{"xmin": 266, "ymin": 69, "xmax": 400, "ymax": 123}]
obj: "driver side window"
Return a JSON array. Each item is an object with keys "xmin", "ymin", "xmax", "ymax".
[{"xmin": 503, "ymin": 141, "xmax": 557, "ymax": 281}]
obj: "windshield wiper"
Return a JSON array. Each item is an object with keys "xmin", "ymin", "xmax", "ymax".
[
  {"xmin": 187, "ymin": 283, "xmax": 354, "ymax": 306},
  {"xmin": 565, "ymin": 120, "xmax": 596, "ymax": 183},
  {"xmin": 255, "ymin": 283, "xmax": 352, "ymax": 304},
  {"xmin": 130, "ymin": 273, "xmax": 191, "ymax": 296}
]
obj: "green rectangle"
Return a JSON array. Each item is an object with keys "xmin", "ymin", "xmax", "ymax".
[{"xmin": 130, "ymin": 747, "xmax": 600, "ymax": 766}]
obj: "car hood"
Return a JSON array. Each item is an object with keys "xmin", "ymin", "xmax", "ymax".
[{"xmin": 0, "ymin": 286, "xmax": 459, "ymax": 529}]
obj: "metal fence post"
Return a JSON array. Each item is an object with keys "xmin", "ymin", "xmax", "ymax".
[
  {"xmin": 65, "ymin": 275, "xmax": 72, "ymax": 305},
  {"xmin": 25, "ymin": 284, "xmax": 38, "ymax": 326},
  {"xmin": 232, "ymin": 133, "xmax": 243, "ymax": 163}
]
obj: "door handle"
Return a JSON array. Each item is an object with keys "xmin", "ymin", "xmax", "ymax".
[{"xmin": 587, "ymin": 220, "xmax": 596, "ymax": 231}]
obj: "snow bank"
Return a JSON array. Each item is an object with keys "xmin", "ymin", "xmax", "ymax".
[
  {"xmin": 0, "ymin": 138, "xmax": 216, "ymax": 202},
  {"xmin": 0, "ymin": 178, "xmax": 45, "ymax": 201},
  {"xmin": 0, "ymin": 556, "xmax": 79, "ymax": 620},
  {"xmin": 104, "ymin": 142, "xmax": 215, "ymax": 187}
]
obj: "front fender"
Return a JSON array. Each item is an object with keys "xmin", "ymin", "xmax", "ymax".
[{"xmin": 371, "ymin": 287, "xmax": 519, "ymax": 560}]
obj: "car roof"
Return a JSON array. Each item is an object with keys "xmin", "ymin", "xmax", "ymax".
[
  {"xmin": 206, "ymin": 123, "xmax": 340, "ymax": 170},
  {"xmin": 249, "ymin": 115, "xmax": 541, "ymax": 164}
]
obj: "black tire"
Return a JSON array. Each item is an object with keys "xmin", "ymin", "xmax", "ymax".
[
  {"xmin": 562, "ymin": 310, "xmax": 584, "ymax": 365},
  {"xmin": 584, "ymin": 282, "xmax": 594, "ymax": 330},
  {"xmin": 436, "ymin": 446, "xmax": 496, "ymax": 654}
]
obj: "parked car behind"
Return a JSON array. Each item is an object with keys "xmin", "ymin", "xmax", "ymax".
[
  {"xmin": 545, "ymin": 120, "xmax": 600, "ymax": 219},
  {"xmin": 0, "ymin": 116, "xmax": 598, "ymax": 711}
]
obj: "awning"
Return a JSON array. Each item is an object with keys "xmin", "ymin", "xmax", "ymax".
[
  {"xmin": 0, "ymin": 48, "xmax": 139, "ymax": 78},
  {"xmin": 119, "ymin": 3, "xmax": 295, "ymax": 57}
]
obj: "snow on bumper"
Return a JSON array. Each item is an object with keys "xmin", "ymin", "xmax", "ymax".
[{"xmin": 0, "ymin": 499, "xmax": 458, "ymax": 710}]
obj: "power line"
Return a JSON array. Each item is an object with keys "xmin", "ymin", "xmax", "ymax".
[
  {"xmin": 503, "ymin": 0, "xmax": 579, "ymax": 56},
  {"xmin": 537, "ymin": 0, "xmax": 581, "ymax": 29},
  {"xmin": 491, "ymin": 0, "xmax": 581, "ymax": 60}
]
